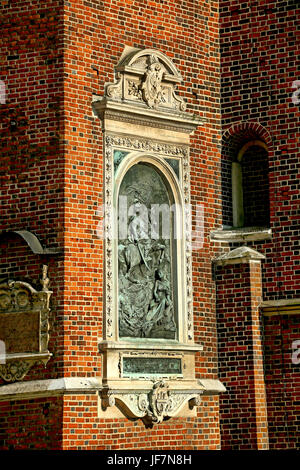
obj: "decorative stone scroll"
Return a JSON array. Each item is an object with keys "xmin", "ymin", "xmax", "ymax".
[
  {"xmin": 105, "ymin": 49, "xmax": 186, "ymax": 112},
  {"xmin": 0, "ymin": 266, "xmax": 52, "ymax": 382},
  {"xmin": 101, "ymin": 380, "xmax": 202, "ymax": 426}
]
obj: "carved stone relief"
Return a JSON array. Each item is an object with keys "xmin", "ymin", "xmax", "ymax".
[
  {"xmin": 103, "ymin": 133, "xmax": 194, "ymax": 342},
  {"xmin": 0, "ymin": 266, "xmax": 52, "ymax": 382},
  {"xmin": 101, "ymin": 380, "xmax": 202, "ymax": 426},
  {"xmin": 105, "ymin": 50, "xmax": 186, "ymax": 112},
  {"xmin": 95, "ymin": 49, "xmax": 206, "ymax": 426},
  {"xmin": 118, "ymin": 163, "xmax": 176, "ymax": 339}
]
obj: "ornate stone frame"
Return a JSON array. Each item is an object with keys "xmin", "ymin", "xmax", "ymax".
[
  {"xmin": 93, "ymin": 48, "xmax": 208, "ymax": 424},
  {"xmin": 0, "ymin": 266, "xmax": 52, "ymax": 382},
  {"xmin": 105, "ymin": 144, "xmax": 193, "ymax": 344}
]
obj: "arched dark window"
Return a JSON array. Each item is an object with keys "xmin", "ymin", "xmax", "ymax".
[{"xmin": 232, "ymin": 141, "xmax": 270, "ymax": 228}]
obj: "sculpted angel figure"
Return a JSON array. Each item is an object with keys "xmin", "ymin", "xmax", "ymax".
[{"xmin": 142, "ymin": 267, "xmax": 176, "ymax": 338}]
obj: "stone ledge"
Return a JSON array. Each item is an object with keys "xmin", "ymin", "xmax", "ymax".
[
  {"xmin": 213, "ymin": 246, "xmax": 265, "ymax": 266},
  {"xmin": 0, "ymin": 376, "xmax": 225, "ymax": 402},
  {"xmin": 211, "ymin": 226, "xmax": 272, "ymax": 243},
  {"xmin": 98, "ymin": 339, "xmax": 203, "ymax": 353},
  {"xmin": 0, "ymin": 377, "xmax": 101, "ymax": 401},
  {"xmin": 198, "ymin": 379, "xmax": 226, "ymax": 395}
]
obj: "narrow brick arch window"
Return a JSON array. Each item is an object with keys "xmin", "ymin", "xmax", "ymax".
[{"xmin": 232, "ymin": 140, "xmax": 270, "ymax": 228}]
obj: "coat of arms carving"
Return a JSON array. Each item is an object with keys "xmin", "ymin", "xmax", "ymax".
[{"xmin": 148, "ymin": 380, "xmax": 172, "ymax": 423}]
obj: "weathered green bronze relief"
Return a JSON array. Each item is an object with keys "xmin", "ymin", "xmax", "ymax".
[
  {"xmin": 114, "ymin": 150, "xmax": 129, "ymax": 172},
  {"xmin": 165, "ymin": 158, "xmax": 180, "ymax": 179},
  {"xmin": 118, "ymin": 163, "xmax": 177, "ymax": 339},
  {"xmin": 123, "ymin": 357, "xmax": 182, "ymax": 376}
]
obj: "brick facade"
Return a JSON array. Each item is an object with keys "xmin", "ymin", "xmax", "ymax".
[
  {"xmin": 218, "ymin": 0, "xmax": 300, "ymax": 450},
  {"xmin": 216, "ymin": 258, "xmax": 269, "ymax": 450},
  {"xmin": 0, "ymin": 0, "xmax": 222, "ymax": 450},
  {"xmin": 0, "ymin": 0, "xmax": 299, "ymax": 451},
  {"xmin": 264, "ymin": 314, "xmax": 300, "ymax": 449}
]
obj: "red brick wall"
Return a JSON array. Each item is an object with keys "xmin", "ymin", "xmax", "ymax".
[
  {"xmin": 0, "ymin": 0, "xmax": 65, "ymax": 385},
  {"xmin": 62, "ymin": 395, "xmax": 220, "ymax": 451},
  {"xmin": 0, "ymin": 0, "xmax": 64, "ymax": 246},
  {"xmin": 216, "ymin": 261, "xmax": 268, "ymax": 450},
  {"xmin": 1, "ymin": 0, "xmax": 222, "ymax": 450},
  {"xmin": 61, "ymin": 0, "xmax": 222, "ymax": 378},
  {"xmin": 60, "ymin": 0, "xmax": 221, "ymax": 448},
  {"xmin": 220, "ymin": 0, "xmax": 300, "ymax": 301},
  {"xmin": 264, "ymin": 313, "xmax": 300, "ymax": 449},
  {"xmin": 219, "ymin": 0, "xmax": 300, "ymax": 450},
  {"xmin": 0, "ymin": 396, "xmax": 63, "ymax": 450}
]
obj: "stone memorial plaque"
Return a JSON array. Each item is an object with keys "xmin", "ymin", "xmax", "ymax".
[
  {"xmin": 0, "ymin": 311, "xmax": 40, "ymax": 354},
  {"xmin": 123, "ymin": 357, "xmax": 182, "ymax": 376}
]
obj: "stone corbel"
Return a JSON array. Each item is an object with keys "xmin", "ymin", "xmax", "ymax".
[
  {"xmin": 0, "ymin": 354, "xmax": 51, "ymax": 382},
  {"xmin": 100, "ymin": 380, "xmax": 203, "ymax": 427}
]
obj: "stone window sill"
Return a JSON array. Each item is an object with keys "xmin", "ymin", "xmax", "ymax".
[
  {"xmin": 211, "ymin": 226, "xmax": 272, "ymax": 243},
  {"xmin": 98, "ymin": 339, "xmax": 203, "ymax": 353}
]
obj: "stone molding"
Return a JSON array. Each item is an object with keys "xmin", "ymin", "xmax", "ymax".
[
  {"xmin": 261, "ymin": 299, "xmax": 300, "ymax": 317},
  {"xmin": 211, "ymin": 226, "xmax": 272, "ymax": 243},
  {"xmin": 103, "ymin": 135, "xmax": 195, "ymax": 344},
  {"xmin": 0, "ymin": 376, "xmax": 225, "ymax": 409},
  {"xmin": 93, "ymin": 100, "xmax": 204, "ymax": 134},
  {"xmin": 0, "ymin": 377, "xmax": 101, "ymax": 401}
]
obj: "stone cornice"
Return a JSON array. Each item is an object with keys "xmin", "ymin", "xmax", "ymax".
[
  {"xmin": 98, "ymin": 339, "xmax": 203, "ymax": 353},
  {"xmin": 213, "ymin": 246, "xmax": 265, "ymax": 266},
  {"xmin": 0, "ymin": 377, "xmax": 101, "ymax": 401},
  {"xmin": 93, "ymin": 98, "xmax": 205, "ymax": 134},
  {"xmin": 0, "ymin": 376, "xmax": 225, "ymax": 402},
  {"xmin": 211, "ymin": 226, "xmax": 272, "ymax": 243}
]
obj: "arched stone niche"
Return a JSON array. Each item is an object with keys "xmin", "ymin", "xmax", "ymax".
[
  {"xmin": 93, "ymin": 48, "xmax": 224, "ymax": 424},
  {"xmin": 115, "ymin": 154, "xmax": 185, "ymax": 343}
]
